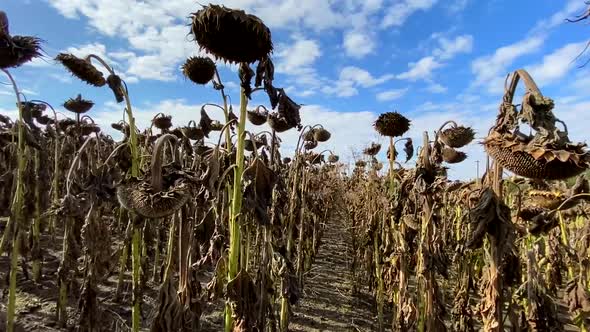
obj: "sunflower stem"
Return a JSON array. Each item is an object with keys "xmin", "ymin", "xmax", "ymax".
[
  {"xmin": 57, "ymin": 216, "xmax": 71, "ymax": 327},
  {"xmin": 31, "ymin": 149, "xmax": 41, "ymax": 282},
  {"xmin": 131, "ymin": 221, "xmax": 142, "ymax": 332},
  {"xmin": 224, "ymin": 87, "xmax": 248, "ymax": 332},
  {"xmin": 558, "ymin": 212, "xmax": 575, "ymax": 280},
  {"xmin": 2, "ymin": 69, "xmax": 26, "ymax": 332}
]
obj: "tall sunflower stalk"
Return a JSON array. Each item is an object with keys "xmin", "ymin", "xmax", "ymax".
[
  {"xmin": 57, "ymin": 52, "xmax": 142, "ymax": 331},
  {"xmin": 225, "ymin": 88, "xmax": 249, "ymax": 331},
  {"xmin": 2, "ymin": 69, "xmax": 26, "ymax": 332}
]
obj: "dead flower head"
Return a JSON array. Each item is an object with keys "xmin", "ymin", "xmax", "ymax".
[{"xmin": 189, "ymin": 4, "xmax": 273, "ymax": 64}]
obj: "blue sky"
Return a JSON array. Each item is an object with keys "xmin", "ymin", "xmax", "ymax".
[{"xmin": 1, "ymin": 0, "xmax": 590, "ymax": 179}]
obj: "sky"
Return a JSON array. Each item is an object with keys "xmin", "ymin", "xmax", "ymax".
[{"xmin": 1, "ymin": 0, "xmax": 590, "ymax": 180}]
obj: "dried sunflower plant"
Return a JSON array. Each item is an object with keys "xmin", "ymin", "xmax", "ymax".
[{"xmin": 4, "ymin": 5, "xmax": 590, "ymax": 332}]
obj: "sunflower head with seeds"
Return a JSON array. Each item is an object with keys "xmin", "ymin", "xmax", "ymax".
[
  {"xmin": 189, "ymin": 4, "xmax": 273, "ymax": 64},
  {"xmin": 374, "ymin": 111, "xmax": 410, "ymax": 138}
]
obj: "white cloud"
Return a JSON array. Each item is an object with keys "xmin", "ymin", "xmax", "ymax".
[
  {"xmin": 44, "ymin": 0, "xmax": 432, "ymax": 89},
  {"xmin": 570, "ymin": 71, "xmax": 590, "ymax": 91},
  {"xmin": 533, "ymin": 0, "xmax": 588, "ymax": 32},
  {"xmin": 526, "ymin": 41, "xmax": 587, "ymax": 86},
  {"xmin": 322, "ymin": 66, "xmax": 394, "ymax": 97},
  {"xmin": 339, "ymin": 66, "xmax": 394, "ymax": 87},
  {"xmin": 321, "ymin": 80, "xmax": 359, "ymax": 98},
  {"xmin": 471, "ymin": 36, "xmax": 544, "ymax": 94},
  {"xmin": 381, "ymin": 0, "xmax": 438, "ymax": 28},
  {"xmin": 252, "ymin": 0, "xmax": 345, "ymax": 31},
  {"xmin": 343, "ymin": 30, "xmax": 376, "ymax": 58},
  {"xmin": 425, "ymin": 82, "xmax": 447, "ymax": 93},
  {"xmin": 376, "ymin": 88, "xmax": 409, "ymax": 101},
  {"xmin": 397, "ymin": 56, "xmax": 442, "ymax": 81},
  {"xmin": 275, "ymin": 36, "xmax": 322, "ymax": 74},
  {"xmin": 433, "ymin": 34, "xmax": 473, "ymax": 60}
]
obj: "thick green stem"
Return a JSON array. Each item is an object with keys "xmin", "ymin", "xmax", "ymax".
[
  {"xmin": 224, "ymin": 88, "xmax": 248, "ymax": 332},
  {"xmin": 3, "ymin": 69, "xmax": 26, "ymax": 332}
]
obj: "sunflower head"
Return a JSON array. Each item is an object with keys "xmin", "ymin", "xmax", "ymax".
[
  {"xmin": 189, "ymin": 4, "xmax": 273, "ymax": 64},
  {"xmin": 107, "ymin": 74, "xmax": 124, "ymax": 103},
  {"xmin": 439, "ymin": 125, "xmax": 475, "ymax": 148},
  {"xmin": 314, "ymin": 128, "xmax": 331, "ymax": 142},
  {"xmin": 152, "ymin": 114, "xmax": 173, "ymax": 131},
  {"xmin": 247, "ymin": 108, "xmax": 268, "ymax": 126},
  {"xmin": 304, "ymin": 140, "xmax": 318, "ymax": 150},
  {"xmin": 56, "ymin": 53, "xmax": 106, "ymax": 87},
  {"xmin": 442, "ymin": 147, "xmax": 467, "ymax": 164},
  {"xmin": 63, "ymin": 94, "xmax": 94, "ymax": 114},
  {"xmin": 0, "ymin": 35, "xmax": 43, "ymax": 69},
  {"xmin": 363, "ymin": 143, "xmax": 381, "ymax": 156},
  {"xmin": 267, "ymin": 112, "xmax": 292, "ymax": 133},
  {"xmin": 182, "ymin": 56, "xmax": 216, "ymax": 85},
  {"xmin": 374, "ymin": 112, "xmax": 410, "ymax": 137}
]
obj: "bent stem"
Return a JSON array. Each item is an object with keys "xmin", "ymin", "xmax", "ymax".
[
  {"xmin": 87, "ymin": 54, "xmax": 142, "ymax": 332},
  {"xmin": 2, "ymin": 68, "xmax": 26, "ymax": 332},
  {"xmin": 224, "ymin": 88, "xmax": 248, "ymax": 332}
]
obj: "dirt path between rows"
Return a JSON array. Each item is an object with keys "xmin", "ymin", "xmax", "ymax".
[
  {"xmin": 0, "ymin": 215, "xmax": 381, "ymax": 332},
  {"xmin": 290, "ymin": 219, "xmax": 380, "ymax": 332}
]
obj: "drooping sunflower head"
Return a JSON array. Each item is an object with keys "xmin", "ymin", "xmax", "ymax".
[
  {"xmin": 247, "ymin": 107, "xmax": 268, "ymax": 126},
  {"xmin": 442, "ymin": 147, "xmax": 467, "ymax": 164},
  {"xmin": 0, "ymin": 35, "xmax": 43, "ymax": 69},
  {"xmin": 314, "ymin": 128, "xmax": 331, "ymax": 142},
  {"xmin": 152, "ymin": 113, "xmax": 173, "ymax": 131},
  {"xmin": 182, "ymin": 56, "xmax": 216, "ymax": 85},
  {"xmin": 63, "ymin": 94, "xmax": 94, "ymax": 114},
  {"xmin": 363, "ymin": 143, "xmax": 381, "ymax": 156},
  {"xmin": 374, "ymin": 111, "xmax": 410, "ymax": 137},
  {"xmin": 267, "ymin": 112, "xmax": 292, "ymax": 133},
  {"xmin": 56, "ymin": 53, "xmax": 106, "ymax": 87},
  {"xmin": 106, "ymin": 74, "xmax": 124, "ymax": 103},
  {"xmin": 189, "ymin": 4, "xmax": 273, "ymax": 64},
  {"xmin": 439, "ymin": 125, "xmax": 475, "ymax": 148}
]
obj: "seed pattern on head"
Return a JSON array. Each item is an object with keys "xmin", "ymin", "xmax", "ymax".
[
  {"xmin": 182, "ymin": 56, "xmax": 216, "ymax": 85},
  {"xmin": 439, "ymin": 126, "xmax": 475, "ymax": 148},
  {"xmin": 374, "ymin": 112, "xmax": 410, "ymax": 137},
  {"xmin": 189, "ymin": 4, "xmax": 273, "ymax": 64}
]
